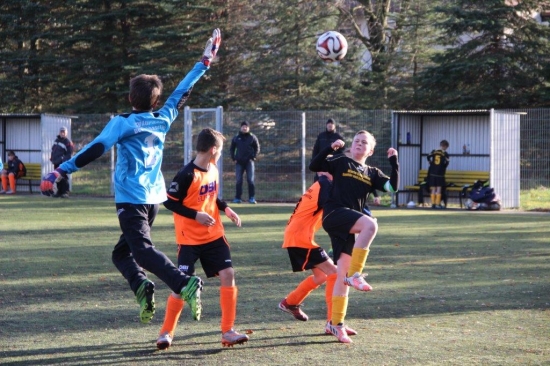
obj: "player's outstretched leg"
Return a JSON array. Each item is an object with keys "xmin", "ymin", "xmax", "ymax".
[
  {"xmin": 180, "ymin": 276, "xmax": 203, "ymax": 321},
  {"xmin": 136, "ymin": 279, "xmax": 155, "ymax": 324}
]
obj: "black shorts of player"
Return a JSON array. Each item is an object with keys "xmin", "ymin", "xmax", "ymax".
[
  {"xmin": 287, "ymin": 247, "xmax": 330, "ymax": 272},
  {"xmin": 428, "ymin": 175, "xmax": 445, "ymax": 188},
  {"xmin": 176, "ymin": 236, "xmax": 232, "ymax": 278},
  {"xmin": 322, "ymin": 207, "xmax": 363, "ymax": 263}
]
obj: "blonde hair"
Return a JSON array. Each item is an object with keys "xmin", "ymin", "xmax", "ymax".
[{"xmin": 355, "ymin": 130, "xmax": 377, "ymax": 153}]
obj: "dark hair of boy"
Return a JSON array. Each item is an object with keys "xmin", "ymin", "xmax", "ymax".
[
  {"xmin": 129, "ymin": 75, "xmax": 163, "ymax": 111},
  {"xmin": 196, "ymin": 128, "xmax": 225, "ymax": 152}
]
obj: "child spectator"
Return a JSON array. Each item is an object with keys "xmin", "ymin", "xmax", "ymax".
[
  {"xmin": 427, "ymin": 140, "xmax": 450, "ymax": 208},
  {"xmin": 1, "ymin": 151, "xmax": 26, "ymax": 195}
]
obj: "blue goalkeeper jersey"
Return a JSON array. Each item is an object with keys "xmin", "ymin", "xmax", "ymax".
[{"xmin": 60, "ymin": 62, "xmax": 208, "ymax": 204}]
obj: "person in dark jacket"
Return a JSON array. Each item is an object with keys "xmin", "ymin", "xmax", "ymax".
[
  {"xmin": 50, "ymin": 126, "xmax": 75, "ymax": 197},
  {"xmin": 0, "ymin": 150, "xmax": 25, "ymax": 195},
  {"xmin": 312, "ymin": 119, "xmax": 344, "ymax": 183},
  {"xmin": 229, "ymin": 121, "xmax": 260, "ymax": 204},
  {"xmin": 51, "ymin": 126, "xmax": 74, "ymax": 168}
]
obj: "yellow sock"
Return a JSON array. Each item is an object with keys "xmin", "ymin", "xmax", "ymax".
[
  {"xmin": 436, "ymin": 194, "xmax": 442, "ymax": 205},
  {"xmin": 347, "ymin": 248, "xmax": 369, "ymax": 277},
  {"xmin": 331, "ymin": 295, "xmax": 348, "ymax": 325},
  {"xmin": 430, "ymin": 193, "xmax": 435, "ymax": 205},
  {"xmin": 325, "ymin": 273, "xmax": 337, "ymax": 321},
  {"xmin": 286, "ymin": 275, "xmax": 319, "ymax": 305},
  {"xmin": 220, "ymin": 286, "xmax": 238, "ymax": 333},
  {"xmin": 159, "ymin": 295, "xmax": 184, "ymax": 337}
]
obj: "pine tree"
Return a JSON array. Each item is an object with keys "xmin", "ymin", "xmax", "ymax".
[
  {"xmin": 418, "ymin": 0, "xmax": 550, "ymax": 109},
  {"xmin": 0, "ymin": 1, "xmax": 56, "ymax": 112}
]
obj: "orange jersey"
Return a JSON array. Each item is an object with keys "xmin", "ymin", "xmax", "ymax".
[
  {"xmin": 282, "ymin": 182, "xmax": 325, "ymax": 249},
  {"xmin": 165, "ymin": 160, "xmax": 225, "ymax": 245}
]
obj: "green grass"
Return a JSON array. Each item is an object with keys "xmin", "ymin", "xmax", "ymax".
[
  {"xmin": 520, "ymin": 186, "xmax": 550, "ymax": 211},
  {"xmin": 0, "ymin": 196, "xmax": 549, "ymax": 365}
]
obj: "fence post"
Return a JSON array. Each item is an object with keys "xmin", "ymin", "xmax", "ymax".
[{"xmin": 301, "ymin": 112, "xmax": 306, "ymax": 194}]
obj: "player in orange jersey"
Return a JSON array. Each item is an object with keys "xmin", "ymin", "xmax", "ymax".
[
  {"xmin": 157, "ymin": 128, "xmax": 248, "ymax": 349},
  {"xmin": 278, "ymin": 172, "xmax": 357, "ymax": 337}
]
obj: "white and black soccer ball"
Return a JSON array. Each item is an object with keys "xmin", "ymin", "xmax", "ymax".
[{"xmin": 316, "ymin": 31, "xmax": 348, "ymax": 62}]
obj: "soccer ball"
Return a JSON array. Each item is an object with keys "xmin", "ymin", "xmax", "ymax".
[{"xmin": 316, "ymin": 31, "xmax": 348, "ymax": 62}]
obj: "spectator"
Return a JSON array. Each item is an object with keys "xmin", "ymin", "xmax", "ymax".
[
  {"xmin": 427, "ymin": 139, "xmax": 450, "ymax": 209},
  {"xmin": 312, "ymin": 118, "xmax": 344, "ymax": 183},
  {"xmin": 50, "ymin": 126, "xmax": 75, "ymax": 198},
  {"xmin": 229, "ymin": 121, "xmax": 260, "ymax": 204},
  {"xmin": 1, "ymin": 151, "xmax": 25, "ymax": 195}
]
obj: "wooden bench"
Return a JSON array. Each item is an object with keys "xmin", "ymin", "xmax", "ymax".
[
  {"xmin": 404, "ymin": 169, "xmax": 490, "ymax": 207},
  {"xmin": 19, "ymin": 163, "xmax": 42, "ymax": 193}
]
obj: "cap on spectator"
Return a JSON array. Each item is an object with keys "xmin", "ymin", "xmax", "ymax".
[
  {"xmin": 326, "ymin": 118, "xmax": 335, "ymax": 125},
  {"xmin": 60, "ymin": 126, "xmax": 68, "ymax": 132},
  {"xmin": 241, "ymin": 121, "xmax": 249, "ymax": 127}
]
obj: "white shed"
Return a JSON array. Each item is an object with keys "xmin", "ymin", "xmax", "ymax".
[
  {"xmin": 0, "ymin": 114, "xmax": 73, "ymax": 192},
  {"xmin": 391, "ymin": 109, "xmax": 521, "ymax": 209}
]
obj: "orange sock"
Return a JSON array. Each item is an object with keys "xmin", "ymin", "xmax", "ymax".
[
  {"xmin": 1, "ymin": 176, "xmax": 7, "ymax": 191},
  {"xmin": 325, "ymin": 273, "xmax": 337, "ymax": 321},
  {"xmin": 159, "ymin": 294, "xmax": 184, "ymax": 337},
  {"xmin": 9, "ymin": 174, "xmax": 16, "ymax": 192},
  {"xmin": 220, "ymin": 286, "xmax": 237, "ymax": 333},
  {"xmin": 285, "ymin": 275, "xmax": 319, "ymax": 306}
]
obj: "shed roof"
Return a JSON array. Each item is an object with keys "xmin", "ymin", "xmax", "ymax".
[
  {"xmin": 0, "ymin": 113, "xmax": 41, "ymax": 118},
  {"xmin": 392, "ymin": 110, "xmax": 490, "ymax": 116}
]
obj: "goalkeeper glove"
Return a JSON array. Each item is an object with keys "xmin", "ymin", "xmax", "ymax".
[
  {"xmin": 41, "ymin": 168, "xmax": 67, "ymax": 196},
  {"xmin": 200, "ymin": 28, "xmax": 221, "ymax": 67}
]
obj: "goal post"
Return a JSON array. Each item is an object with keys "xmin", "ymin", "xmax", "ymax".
[{"xmin": 183, "ymin": 106, "xmax": 225, "ymax": 198}]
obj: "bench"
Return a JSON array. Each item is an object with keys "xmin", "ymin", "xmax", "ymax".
[
  {"xmin": 20, "ymin": 163, "xmax": 42, "ymax": 193},
  {"xmin": 404, "ymin": 170, "xmax": 490, "ymax": 208}
]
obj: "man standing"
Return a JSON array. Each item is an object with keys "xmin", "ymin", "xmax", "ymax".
[
  {"xmin": 230, "ymin": 121, "xmax": 260, "ymax": 204},
  {"xmin": 50, "ymin": 126, "xmax": 75, "ymax": 198},
  {"xmin": 312, "ymin": 118, "xmax": 344, "ymax": 182}
]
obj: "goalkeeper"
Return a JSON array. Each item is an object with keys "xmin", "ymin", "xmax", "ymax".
[{"xmin": 40, "ymin": 29, "xmax": 222, "ymax": 329}]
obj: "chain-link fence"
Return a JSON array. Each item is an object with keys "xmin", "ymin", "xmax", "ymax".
[{"xmin": 69, "ymin": 109, "xmax": 549, "ymax": 201}]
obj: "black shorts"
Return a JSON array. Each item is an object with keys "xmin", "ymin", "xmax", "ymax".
[
  {"xmin": 287, "ymin": 247, "xmax": 330, "ymax": 272},
  {"xmin": 428, "ymin": 175, "xmax": 445, "ymax": 188},
  {"xmin": 177, "ymin": 236, "xmax": 232, "ymax": 278},
  {"xmin": 322, "ymin": 207, "xmax": 362, "ymax": 262}
]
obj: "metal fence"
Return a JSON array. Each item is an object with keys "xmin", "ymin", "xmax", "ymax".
[{"xmin": 69, "ymin": 109, "xmax": 549, "ymax": 202}]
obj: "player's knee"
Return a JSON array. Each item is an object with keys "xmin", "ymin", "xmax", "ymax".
[
  {"xmin": 359, "ymin": 216, "xmax": 378, "ymax": 236},
  {"xmin": 219, "ymin": 267, "xmax": 235, "ymax": 284}
]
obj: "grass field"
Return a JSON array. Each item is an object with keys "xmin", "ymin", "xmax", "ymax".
[{"xmin": 1, "ymin": 196, "xmax": 549, "ymax": 365}]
